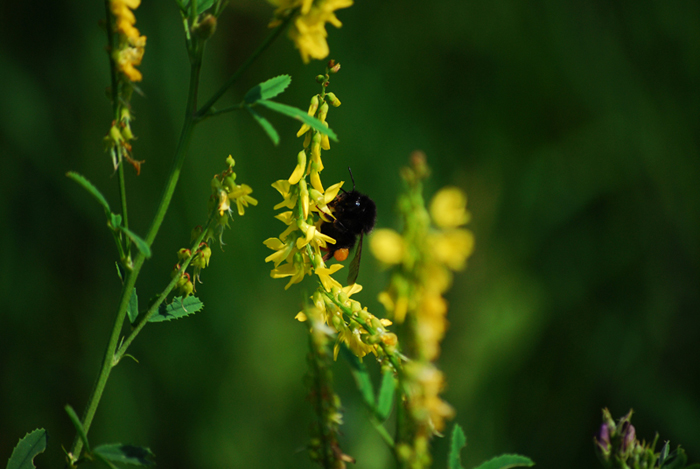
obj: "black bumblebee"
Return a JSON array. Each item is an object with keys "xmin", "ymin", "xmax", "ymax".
[{"xmin": 321, "ymin": 169, "xmax": 376, "ymax": 285}]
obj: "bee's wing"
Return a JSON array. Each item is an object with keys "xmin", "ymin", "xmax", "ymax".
[{"xmin": 347, "ymin": 233, "xmax": 364, "ymax": 285}]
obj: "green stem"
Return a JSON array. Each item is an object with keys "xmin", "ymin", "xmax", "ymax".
[
  {"xmin": 68, "ymin": 46, "xmax": 203, "ymax": 467},
  {"xmin": 69, "ymin": 10, "xmax": 290, "ymax": 463},
  {"xmin": 113, "ymin": 214, "xmax": 215, "ymax": 365},
  {"xmin": 196, "ymin": 102, "xmax": 244, "ymax": 121},
  {"xmin": 196, "ymin": 13, "xmax": 292, "ymax": 118},
  {"xmin": 117, "ymin": 160, "xmax": 130, "ymax": 260},
  {"xmin": 369, "ymin": 414, "xmax": 395, "ymax": 449}
]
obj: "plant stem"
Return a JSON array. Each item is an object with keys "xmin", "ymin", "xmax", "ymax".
[
  {"xmin": 113, "ymin": 214, "xmax": 214, "ymax": 365},
  {"xmin": 69, "ymin": 11, "xmax": 290, "ymax": 462},
  {"xmin": 68, "ymin": 46, "xmax": 203, "ymax": 466},
  {"xmin": 196, "ymin": 13, "xmax": 292, "ymax": 118}
]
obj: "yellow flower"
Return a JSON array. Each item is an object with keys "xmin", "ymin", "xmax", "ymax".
[
  {"xmin": 264, "ymin": 237, "xmax": 295, "ymax": 267},
  {"xmin": 116, "ymin": 38, "xmax": 146, "ymax": 82},
  {"xmin": 272, "ymin": 179, "xmax": 298, "ymax": 210},
  {"xmin": 406, "ymin": 363, "xmax": 455, "ymax": 433},
  {"xmin": 227, "ymin": 183, "xmax": 258, "ymax": 216},
  {"xmin": 296, "ymin": 95, "xmax": 319, "ymax": 137},
  {"xmin": 428, "ymin": 229, "xmax": 474, "ymax": 271},
  {"xmin": 111, "ymin": 0, "xmax": 147, "ymax": 82},
  {"xmin": 429, "ymin": 187, "xmax": 471, "ymax": 229},
  {"xmin": 288, "ymin": 150, "xmax": 307, "ymax": 184},
  {"xmin": 314, "ymin": 264, "xmax": 344, "ymax": 292},
  {"xmin": 370, "ymin": 228, "xmax": 405, "ymax": 265},
  {"xmin": 269, "ymin": 0, "xmax": 353, "ymax": 63},
  {"xmin": 336, "ymin": 326, "xmax": 374, "ymax": 359},
  {"xmin": 271, "ymin": 256, "xmax": 309, "ymax": 290},
  {"xmin": 217, "ymin": 189, "xmax": 231, "ymax": 216}
]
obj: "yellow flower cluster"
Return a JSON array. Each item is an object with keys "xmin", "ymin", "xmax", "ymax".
[
  {"xmin": 370, "ymin": 153, "xmax": 473, "ymax": 464},
  {"xmin": 372, "ymin": 183, "xmax": 474, "ymax": 360},
  {"xmin": 172, "ymin": 157, "xmax": 257, "ymax": 297},
  {"xmin": 266, "ymin": 77, "xmax": 397, "ymax": 361},
  {"xmin": 264, "ymin": 93, "xmax": 343, "ymax": 291},
  {"xmin": 210, "ymin": 156, "xmax": 258, "ymax": 238},
  {"xmin": 296, "ymin": 285, "xmax": 397, "ymax": 360},
  {"xmin": 268, "ymin": 0, "xmax": 353, "ymax": 63},
  {"xmin": 105, "ymin": 107, "xmax": 143, "ymax": 173},
  {"xmin": 110, "ymin": 0, "xmax": 147, "ymax": 82}
]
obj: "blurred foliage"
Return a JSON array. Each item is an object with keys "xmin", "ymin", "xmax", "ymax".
[{"xmin": 1, "ymin": 1, "xmax": 698, "ymax": 468}]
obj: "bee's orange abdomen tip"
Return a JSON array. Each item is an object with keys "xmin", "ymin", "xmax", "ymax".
[{"xmin": 334, "ymin": 248, "xmax": 349, "ymax": 262}]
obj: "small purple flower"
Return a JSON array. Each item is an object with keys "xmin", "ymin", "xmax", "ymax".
[
  {"xmin": 621, "ymin": 421, "xmax": 636, "ymax": 454},
  {"xmin": 594, "ymin": 423, "xmax": 615, "ymax": 461}
]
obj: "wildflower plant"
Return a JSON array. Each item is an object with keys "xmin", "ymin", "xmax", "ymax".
[
  {"xmin": 7, "ymin": 1, "xmax": 691, "ymax": 469},
  {"xmin": 263, "ymin": 72, "xmax": 530, "ymax": 468},
  {"xmin": 594, "ymin": 409, "xmax": 700, "ymax": 469},
  {"xmin": 5, "ymin": 0, "xmax": 341, "ymax": 467}
]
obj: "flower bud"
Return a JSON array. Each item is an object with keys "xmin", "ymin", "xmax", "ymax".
[
  {"xmin": 318, "ymin": 102, "xmax": 329, "ymax": 123},
  {"xmin": 288, "ymin": 150, "xmax": 307, "ymax": 184},
  {"xmin": 331, "ymin": 314, "xmax": 344, "ymax": 331},
  {"xmin": 179, "ymin": 278, "xmax": 194, "ymax": 297},
  {"xmin": 326, "ymin": 92, "xmax": 341, "ymax": 107},
  {"xmin": 620, "ymin": 421, "xmax": 636, "ymax": 456},
  {"xmin": 223, "ymin": 175, "xmax": 237, "ymax": 192},
  {"xmin": 121, "ymin": 123, "xmax": 134, "ymax": 141},
  {"xmin": 594, "ymin": 422, "xmax": 612, "ymax": 457},
  {"xmin": 328, "ymin": 60, "xmax": 340, "ymax": 73},
  {"xmin": 177, "ymin": 248, "xmax": 191, "ymax": 261},
  {"xmin": 193, "ymin": 14, "xmax": 217, "ymax": 40},
  {"xmin": 199, "ymin": 244, "xmax": 211, "ymax": 266}
]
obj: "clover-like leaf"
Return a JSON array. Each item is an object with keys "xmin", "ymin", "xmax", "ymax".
[
  {"xmin": 126, "ymin": 289, "xmax": 139, "ymax": 324},
  {"xmin": 119, "ymin": 226, "xmax": 152, "ymax": 258},
  {"xmin": 448, "ymin": 424, "xmax": 466, "ymax": 469},
  {"xmin": 6, "ymin": 428, "xmax": 48, "ymax": 469},
  {"xmin": 340, "ymin": 345, "xmax": 375, "ymax": 407},
  {"xmin": 93, "ymin": 444, "xmax": 155, "ymax": 466},
  {"xmin": 472, "ymin": 454, "xmax": 535, "ymax": 469},
  {"xmin": 255, "ymin": 100, "xmax": 338, "ymax": 141},
  {"xmin": 244, "ymin": 75, "xmax": 291, "ymax": 104},
  {"xmin": 149, "ymin": 296, "xmax": 203, "ymax": 322},
  {"xmin": 247, "ymin": 107, "xmax": 280, "ymax": 146},
  {"xmin": 376, "ymin": 370, "xmax": 395, "ymax": 421}
]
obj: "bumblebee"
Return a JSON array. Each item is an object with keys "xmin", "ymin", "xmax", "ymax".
[{"xmin": 321, "ymin": 169, "xmax": 376, "ymax": 284}]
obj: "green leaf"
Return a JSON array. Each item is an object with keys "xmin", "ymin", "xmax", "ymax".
[
  {"xmin": 92, "ymin": 444, "xmax": 155, "ymax": 466},
  {"xmin": 376, "ymin": 370, "xmax": 395, "ymax": 421},
  {"xmin": 64, "ymin": 405, "xmax": 89, "ymax": 453},
  {"xmin": 255, "ymin": 100, "xmax": 338, "ymax": 141},
  {"xmin": 115, "ymin": 262, "xmax": 124, "ymax": 282},
  {"xmin": 126, "ymin": 289, "xmax": 139, "ymax": 324},
  {"xmin": 247, "ymin": 107, "xmax": 280, "ymax": 146},
  {"xmin": 110, "ymin": 213, "xmax": 123, "ymax": 229},
  {"xmin": 6, "ymin": 428, "xmax": 48, "ymax": 469},
  {"xmin": 244, "ymin": 75, "xmax": 291, "ymax": 104},
  {"xmin": 176, "ymin": 0, "xmax": 215, "ymax": 15},
  {"xmin": 340, "ymin": 345, "xmax": 375, "ymax": 407},
  {"xmin": 67, "ymin": 172, "xmax": 111, "ymax": 215},
  {"xmin": 119, "ymin": 226, "xmax": 152, "ymax": 258},
  {"xmin": 448, "ymin": 424, "xmax": 466, "ymax": 469},
  {"xmin": 660, "ymin": 447, "xmax": 688, "ymax": 469},
  {"xmin": 472, "ymin": 454, "xmax": 535, "ymax": 469},
  {"xmin": 149, "ymin": 296, "xmax": 203, "ymax": 322}
]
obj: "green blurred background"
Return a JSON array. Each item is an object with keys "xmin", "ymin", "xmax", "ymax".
[{"xmin": 1, "ymin": 1, "xmax": 699, "ymax": 467}]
